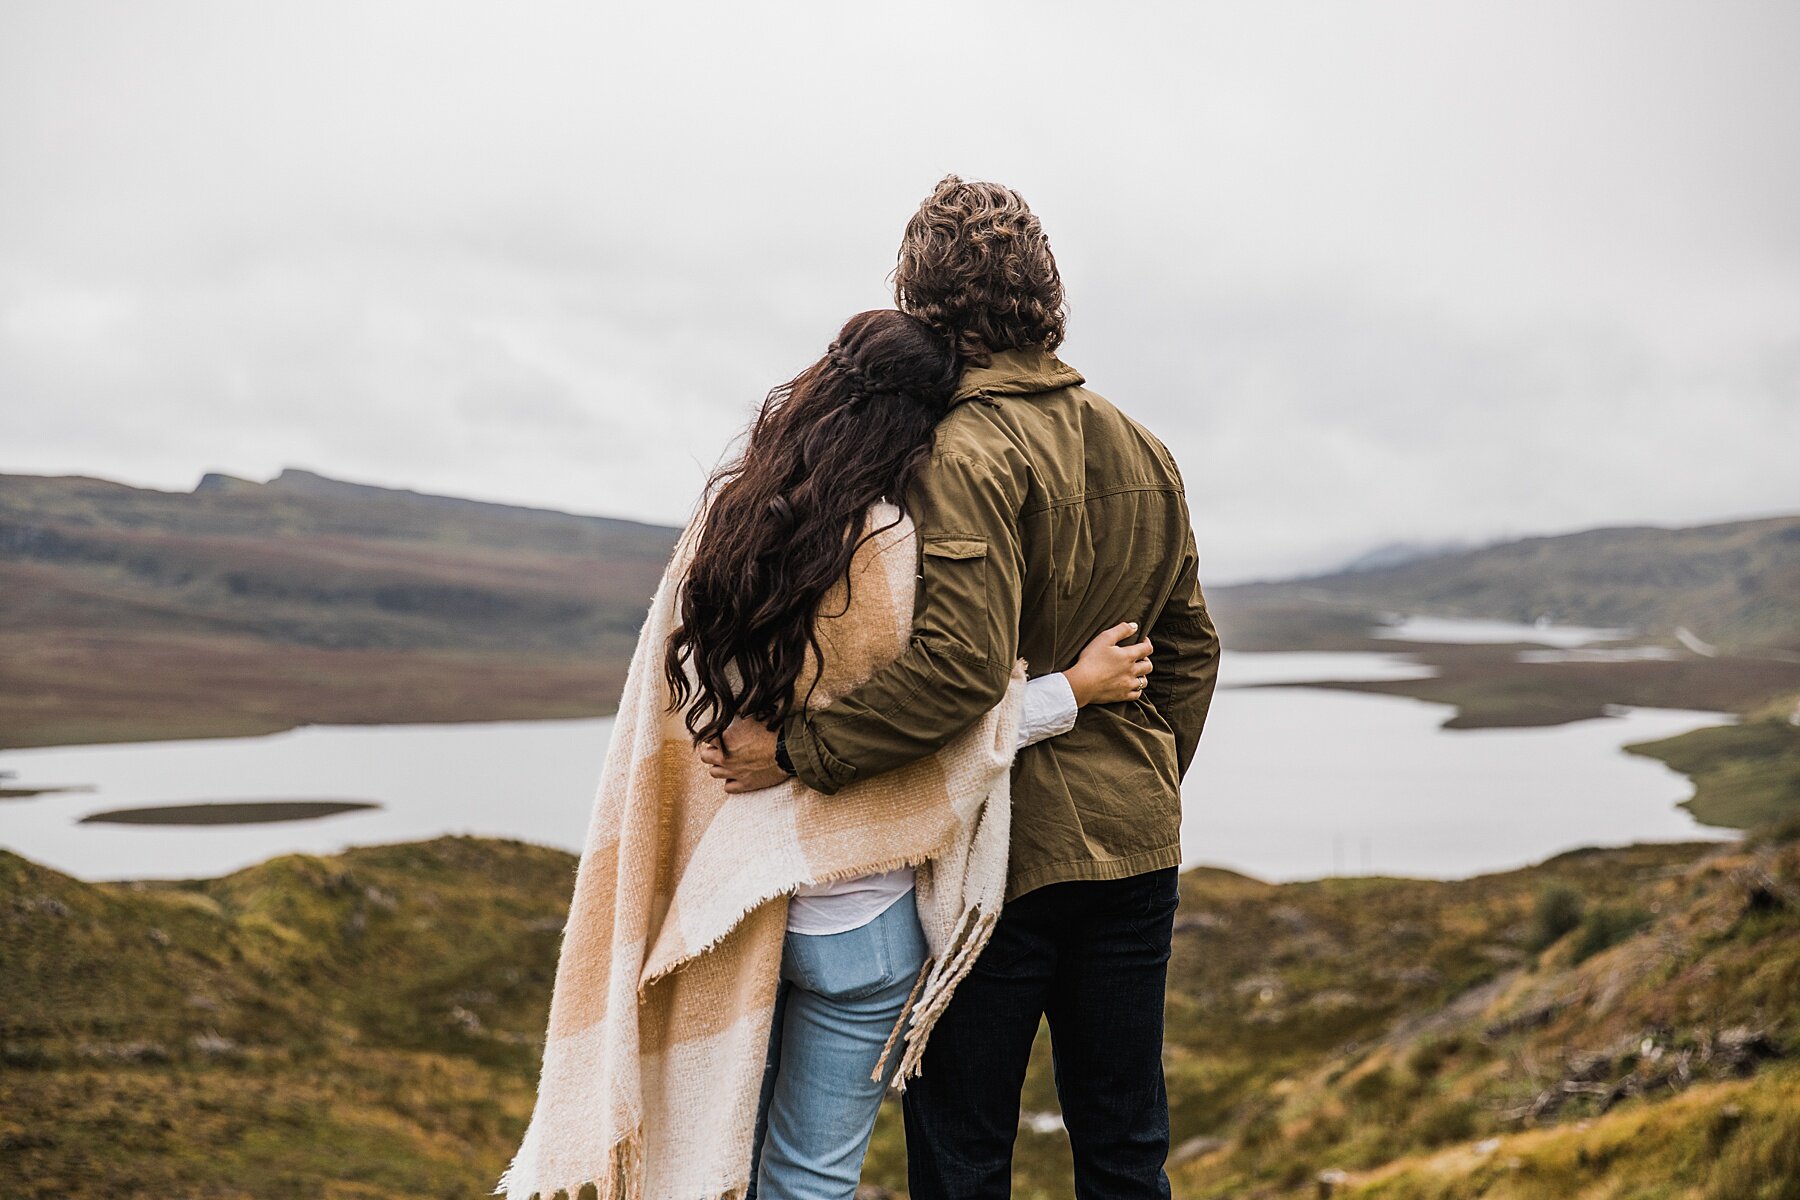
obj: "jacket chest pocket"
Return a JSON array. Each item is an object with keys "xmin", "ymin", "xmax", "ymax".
[{"xmin": 920, "ymin": 536, "xmax": 991, "ymax": 664}]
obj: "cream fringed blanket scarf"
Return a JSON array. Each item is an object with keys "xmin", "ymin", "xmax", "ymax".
[{"xmin": 497, "ymin": 501, "xmax": 1024, "ymax": 1200}]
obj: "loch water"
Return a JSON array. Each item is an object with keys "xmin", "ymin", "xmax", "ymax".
[{"xmin": 0, "ymin": 621, "xmax": 1734, "ymax": 882}]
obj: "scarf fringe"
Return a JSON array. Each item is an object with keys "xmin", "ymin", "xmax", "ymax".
[
  {"xmin": 886, "ymin": 906, "xmax": 1001, "ymax": 1090},
  {"xmin": 494, "ymin": 1128, "xmax": 646, "ymax": 1200},
  {"xmin": 869, "ymin": 950, "xmax": 932, "ymax": 1082}
]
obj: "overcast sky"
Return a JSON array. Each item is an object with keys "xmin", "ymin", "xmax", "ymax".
[{"xmin": 3, "ymin": 1, "xmax": 1796, "ymax": 582}]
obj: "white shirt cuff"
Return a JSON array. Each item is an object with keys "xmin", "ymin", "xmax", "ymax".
[{"xmin": 1018, "ymin": 671, "xmax": 1080, "ymax": 749}]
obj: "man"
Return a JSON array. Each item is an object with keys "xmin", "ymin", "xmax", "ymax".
[{"xmin": 708, "ymin": 175, "xmax": 1221, "ymax": 1199}]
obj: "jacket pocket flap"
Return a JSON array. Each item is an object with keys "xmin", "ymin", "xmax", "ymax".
[{"xmin": 923, "ymin": 537, "xmax": 989, "ymax": 561}]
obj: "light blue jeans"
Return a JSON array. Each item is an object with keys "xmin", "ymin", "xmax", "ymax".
[{"xmin": 746, "ymin": 894, "xmax": 929, "ymax": 1200}]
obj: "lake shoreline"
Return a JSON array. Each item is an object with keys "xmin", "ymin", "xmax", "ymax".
[
  {"xmin": 0, "ymin": 640, "xmax": 1743, "ymax": 886},
  {"xmin": 1, "ymin": 618, "xmax": 1784, "ymax": 887}
]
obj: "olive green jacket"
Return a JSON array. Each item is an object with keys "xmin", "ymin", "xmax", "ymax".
[{"xmin": 781, "ymin": 347, "xmax": 1221, "ymax": 899}]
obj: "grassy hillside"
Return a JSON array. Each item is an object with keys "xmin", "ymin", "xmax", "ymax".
[
  {"xmin": 1, "ymin": 837, "xmax": 564, "ymax": 1198},
  {"xmin": 1626, "ymin": 694, "xmax": 1800, "ymax": 830},
  {"xmin": 5, "ymin": 830, "xmax": 1796, "ymax": 1199},
  {"xmin": 0, "ymin": 469, "xmax": 679, "ymax": 748}
]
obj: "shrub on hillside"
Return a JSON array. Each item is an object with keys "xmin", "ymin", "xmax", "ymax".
[
  {"xmin": 1526, "ymin": 884, "xmax": 1586, "ymax": 952},
  {"xmin": 1571, "ymin": 903, "xmax": 1653, "ymax": 964}
]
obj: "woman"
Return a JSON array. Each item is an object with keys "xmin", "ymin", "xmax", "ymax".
[
  {"xmin": 671, "ymin": 309, "xmax": 1152, "ymax": 1199},
  {"xmin": 499, "ymin": 309, "xmax": 1151, "ymax": 1200}
]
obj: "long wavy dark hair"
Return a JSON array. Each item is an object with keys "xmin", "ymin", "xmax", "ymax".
[{"xmin": 664, "ymin": 309, "xmax": 960, "ymax": 747}]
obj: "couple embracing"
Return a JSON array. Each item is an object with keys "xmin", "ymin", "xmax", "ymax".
[{"xmin": 501, "ymin": 176, "xmax": 1221, "ymax": 1200}]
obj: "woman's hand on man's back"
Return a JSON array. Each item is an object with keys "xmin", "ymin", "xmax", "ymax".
[{"xmin": 1062, "ymin": 622, "xmax": 1153, "ymax": 706}]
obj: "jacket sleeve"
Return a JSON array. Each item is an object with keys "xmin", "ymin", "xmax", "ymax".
[
  {"xmin": 1143, "ymin": 506, "xmax": 1220, "ymax": 779},
  {"xmin": 780, "ymin": 449, "xmax": 1024, "ymax": 794}
]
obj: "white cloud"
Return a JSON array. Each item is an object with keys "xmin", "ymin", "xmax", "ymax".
[{"xmin": 2, "ymin": 0, "xmax": 1796, "ymax": 580}]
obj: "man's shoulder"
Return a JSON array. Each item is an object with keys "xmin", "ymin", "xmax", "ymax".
[
  {"xmin": 931, "ymin": 377, "xmax": 1184, "ymax": 488},
  {"xmin": 1058, "ymin": 382, "xmax": 1186, "ymax": 490},
  {"xmin": 930, "ymin": 398, "xmax": 1021, "ymax": 468}
]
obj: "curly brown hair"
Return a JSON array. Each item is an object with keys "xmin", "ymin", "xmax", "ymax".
[{"xmin": 893, "ymin": 174, "xmax": 1067, "ymax": 363}]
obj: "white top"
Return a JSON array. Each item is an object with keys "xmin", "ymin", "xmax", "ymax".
[{"xmin": 786, "ymin": 670, "xmax": 1079, "ymax": 935}]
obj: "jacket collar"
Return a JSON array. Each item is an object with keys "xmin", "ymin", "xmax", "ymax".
[{"xmin": 951, "ymin": 346, "xmax": 1084, "ymax": 404}]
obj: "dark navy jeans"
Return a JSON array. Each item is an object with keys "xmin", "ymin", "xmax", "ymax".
[{"xmin": 902, "ymin": 867, "xmax": 1180, "ymax": 1200}]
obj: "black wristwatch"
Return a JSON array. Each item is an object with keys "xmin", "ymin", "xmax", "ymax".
[{"xmin": 774, "ymin": 729, "xmax": 797, "ymax": 777}]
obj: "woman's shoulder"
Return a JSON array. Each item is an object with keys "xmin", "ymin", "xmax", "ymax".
[
  {"xmin": 862, "ymin": 499, "xmax": 915, "ymax": 553},
  {"xmin": 866, "ymin": 497, "xmax": 905, "ymax": 526}
]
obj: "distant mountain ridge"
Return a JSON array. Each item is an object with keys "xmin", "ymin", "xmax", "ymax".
[
  {"xmin": 0, "ymin": 467, "xmax": 680, "ymax": 652},
  {"xmin": 5, "ymin": 467, "xmax": 1796, "ymax": 748},
  {"xmin": 0, "ymin": 468, "xmax": 680, "ymax": 747},
  {"xmin": 193, "ymin": 467, "xmax": 677, "ymax": 539},
  {"xmin": 1235, "ymin": 514, "xmax": 1800, "ymax": 655},
  {"xmin": 1329, "ymin": 537, "xmax": 1479, "ymax": 574}
]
